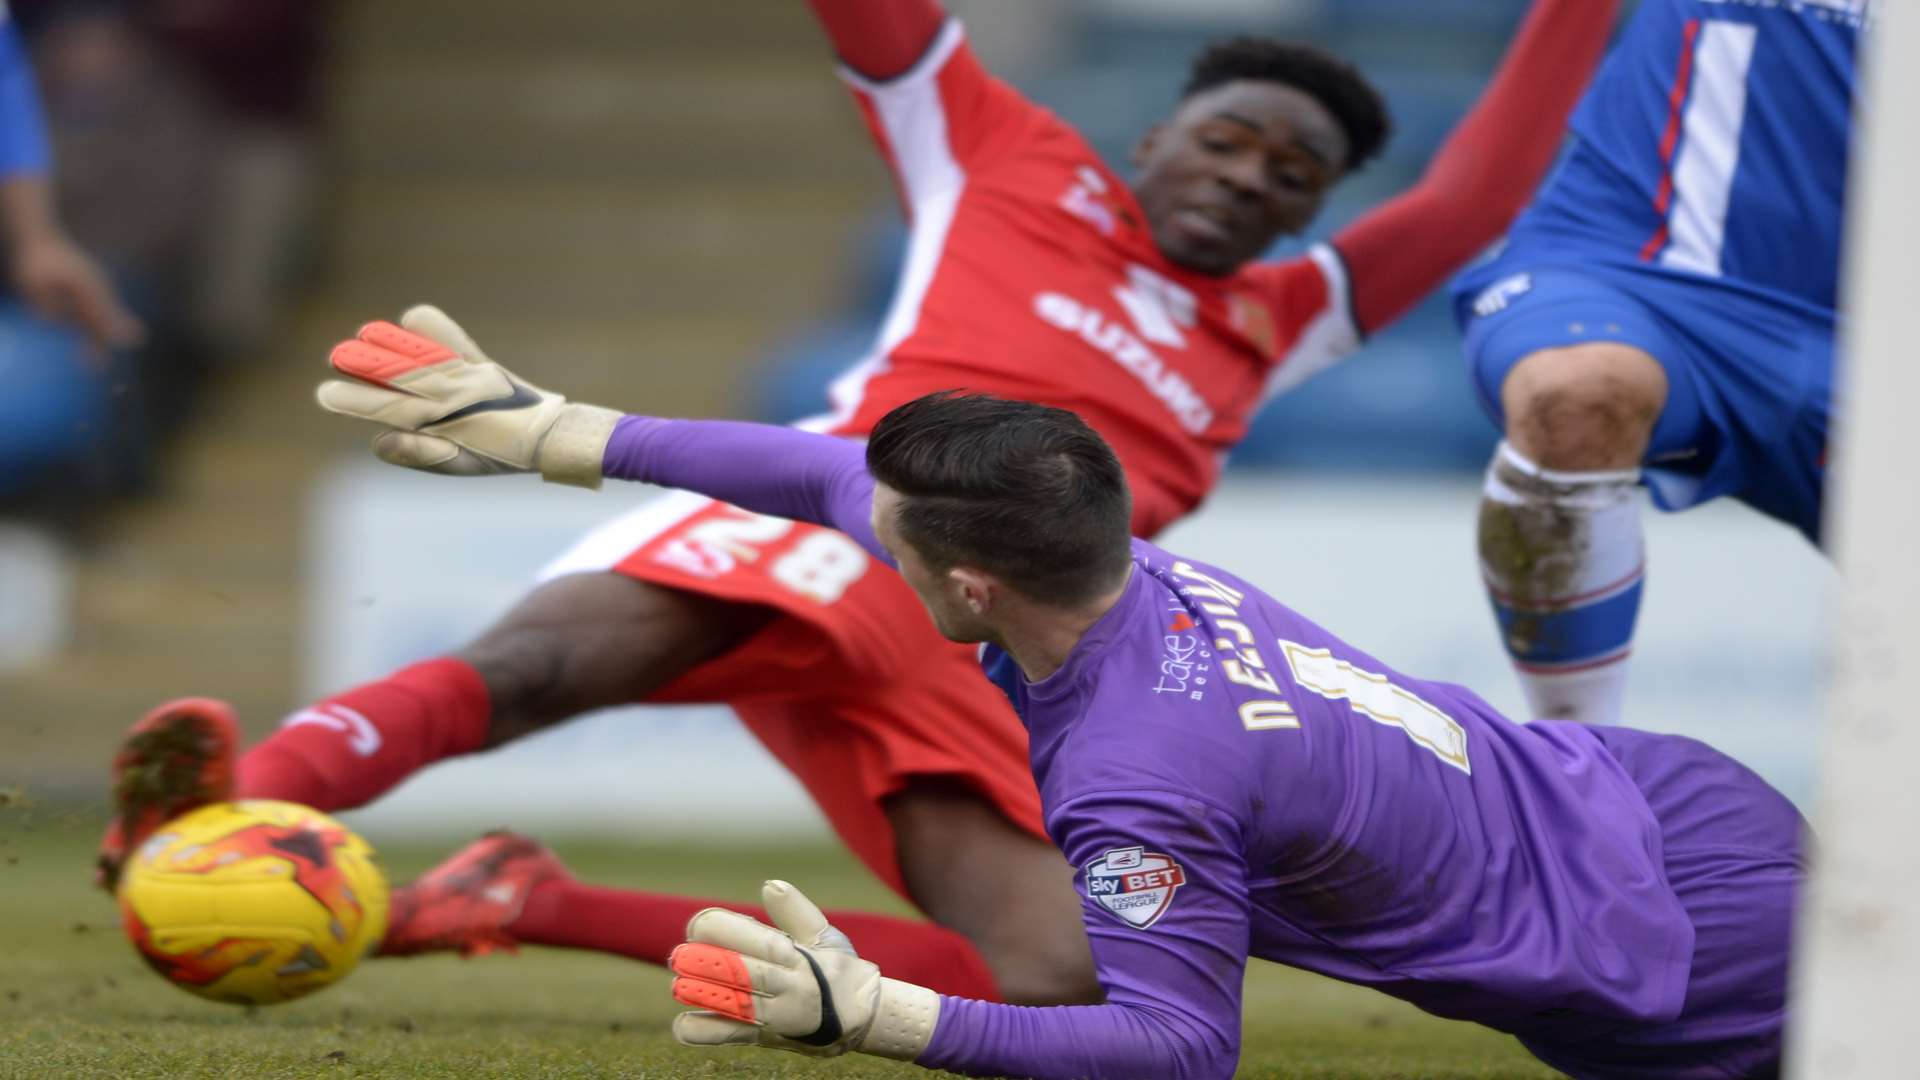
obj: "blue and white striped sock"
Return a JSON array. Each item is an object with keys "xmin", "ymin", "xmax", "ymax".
[{"xmin": 1478, "ymin": 441, "xmax": 1644, "ymax": 724}]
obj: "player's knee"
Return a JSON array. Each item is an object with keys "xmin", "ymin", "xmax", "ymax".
[
  {"xmin": 1501, "ymin": 344, "xmax": 1668, "ymax": 471},
  {"xmin": 458, "ymin": 597, "xmax": 587, "ymax": 745},
  {"xmin": 887, "ymin": 781, "xmax": 1104, "ymax": 1005},
  {"xmin": 460, "ymin": 573, "xmax": 770, "ymax": 746}
]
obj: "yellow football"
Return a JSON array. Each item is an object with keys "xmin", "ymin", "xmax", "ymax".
[{"xmin": 116, "ymin": 800, "xmax": 389, "ymax": 1005}]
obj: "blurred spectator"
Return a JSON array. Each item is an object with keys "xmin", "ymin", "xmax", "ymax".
[
  {"xmin": 0, "ymin": 4, "xmax": 141, "ymax": 350},
  {"xmin": 0, "ymin": 0, "xmax": 328, "ymax": 505},
  {"xmin": 17, "ymin": 0, "xmax": 326, "ymax": 364},
  {"xmin": 0, "ymin": 2, "xmax": 144, "ymax": 501},
  {"xmin": 142, "ymin": 0, "xmax": 325, "ymax": 362}
]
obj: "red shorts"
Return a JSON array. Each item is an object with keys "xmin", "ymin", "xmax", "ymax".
[{"xmin": 542, "ymin": 493, "xmax": 1044, "ymax": 898}]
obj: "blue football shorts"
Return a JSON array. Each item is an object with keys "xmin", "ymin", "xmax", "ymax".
[{"xmin": 1452, "ymin": 251, "xmax": 1833, "ymax": 543}]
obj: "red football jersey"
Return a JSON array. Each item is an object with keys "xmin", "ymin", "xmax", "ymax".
[{"xmin": 813, "ymin": 21, "xmax": 1360, "ymax": 539}]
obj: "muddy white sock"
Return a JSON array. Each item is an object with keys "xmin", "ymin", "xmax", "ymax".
[{"xmin": 1478, "ymin": 441, "xmax": 1644, "ymax": 723}]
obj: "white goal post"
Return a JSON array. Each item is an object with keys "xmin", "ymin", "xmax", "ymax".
[{"xmin": 1786, "ymin": 2, "xmax": 1919, "ymax": 1076}]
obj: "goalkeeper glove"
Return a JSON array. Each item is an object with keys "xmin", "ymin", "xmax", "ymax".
[
  {"xmin": 669, "ymin": 879, "xmax": 941, "ymax": 1061},
  {"xmin": 315, "ymin": 304, "xmax": 619, "ymax": 488}
]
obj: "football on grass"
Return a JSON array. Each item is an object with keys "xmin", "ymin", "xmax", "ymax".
[{"xmin": 117, "ymin": 799, "xmax": 389, "ymax": 1004}]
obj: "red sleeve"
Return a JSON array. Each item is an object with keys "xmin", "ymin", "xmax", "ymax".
[
  {"xmin": 806, "ymin": 0, "xmax": 947, "ymax": 81},
  {"xmin": 1333, "ymin": 0, "xmax": 1619, "ymax": 335},
  {"xmin": 809, "ymin": 4, "xmax": 1046, "ymax": 213}
]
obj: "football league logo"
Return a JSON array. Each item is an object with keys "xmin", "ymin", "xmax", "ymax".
[{"xmin": 1085, "ymin": 846, "xmax": 1187, "ymax": 929}]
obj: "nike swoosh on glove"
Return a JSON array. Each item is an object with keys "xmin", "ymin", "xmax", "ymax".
[
  {"xmin": 315, "ymin": 304, "xmax": 619, "ymax": 488},
  {"xmin": 668, "ymin": 879, "xmax": 941, "ymax": 1061}
]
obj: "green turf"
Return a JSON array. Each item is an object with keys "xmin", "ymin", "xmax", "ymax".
[{"xmin": 0, "ymin": 803, "xmax": 1560, "ymax": 1079}]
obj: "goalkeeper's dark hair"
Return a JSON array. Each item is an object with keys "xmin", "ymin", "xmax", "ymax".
[
  {"xmin": 866, "ymin": 392, "xmax": 1133, "ymax": 608},
  {"xmin": 1184, "ymin": 37, "xmax": 1391, "ymax": 171}
]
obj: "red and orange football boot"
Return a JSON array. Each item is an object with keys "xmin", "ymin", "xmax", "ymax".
[
  {"xmin": 96, "ymin": 697, "xmax": 242, "ymax": 891},
  {"xmin": 380, "ymin": 831, "xmax": 571, "ymax": 958}
]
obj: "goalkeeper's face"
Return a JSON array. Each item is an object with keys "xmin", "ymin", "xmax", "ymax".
[{"xmin": 872, "ymin": 484, "xmax": 996, "ymax": 644}]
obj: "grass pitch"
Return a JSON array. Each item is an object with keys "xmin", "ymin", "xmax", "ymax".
[{"xmin": 0, "ymin": 803, "xmax": 1560, "ymax": 1079}]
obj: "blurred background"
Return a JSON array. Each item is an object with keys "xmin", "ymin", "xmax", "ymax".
[{"xmin": 0, "ymin": 0, "xmax": 1829, "ymax": 841}]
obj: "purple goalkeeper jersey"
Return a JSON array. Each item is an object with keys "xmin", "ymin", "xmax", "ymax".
[
  {"xmin": 929, "ymin": 539, "xmax": 1695, "ymax": 1078},
  {"xmin": 601, "ymin": 416, "xmax": 1697, "ymax": 1079}
]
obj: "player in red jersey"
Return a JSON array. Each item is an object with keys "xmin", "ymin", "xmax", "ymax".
[{"xmin": 100, "ymin": 0, "xmax": 1616, "ymax": 1006}]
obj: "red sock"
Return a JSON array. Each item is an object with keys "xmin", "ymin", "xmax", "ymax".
[
  {"xmin": 234, "ymin": 658, "xmax": 491, "ymax": 812},
  {"xmin": 513, "ymin": 879, "xmax": 1003, "ymax": 1001}
]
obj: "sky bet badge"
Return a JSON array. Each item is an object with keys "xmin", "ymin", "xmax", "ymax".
[{"xmin": 1086, "ymin": 846, "xmax": 1186, "ymax": 928}]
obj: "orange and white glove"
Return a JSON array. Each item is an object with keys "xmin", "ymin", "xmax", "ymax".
[
  {"xmin": 315, "ymin": 304, "xmax": 619, "ymax": 488},
  {"xmin": 669, "ymin": 880, "xmax": 941, "ymax": 1061}
]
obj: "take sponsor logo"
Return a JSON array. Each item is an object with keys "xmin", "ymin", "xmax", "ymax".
[
  {"xmin": 1153, "ymin": 602, "xmax": 1211, "ymax": 700},
  {"xmin": 1085, "ymin": 846, "xmax": 1187, "ymax": 928}
]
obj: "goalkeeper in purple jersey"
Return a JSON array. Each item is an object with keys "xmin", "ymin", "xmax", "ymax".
[{"xmin": 318, "ymin": 307, "xmax": 1806, "ymax": 1080}]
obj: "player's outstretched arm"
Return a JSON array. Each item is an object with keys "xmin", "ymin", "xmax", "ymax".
[
  {"xmin": 1334, "ymin": 0, "xmax": 1618, "ymax": 335},
  {"xmin": 316, "ymin": 306, "xmax": 890, "ymax": 561},
  {"xmin": 671, "ymin": 792, "xmax": 1252, "ymax": 1079}
]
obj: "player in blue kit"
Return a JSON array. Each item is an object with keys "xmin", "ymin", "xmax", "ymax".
[
  {"xmin": 316, "ymin": 309, "xmax": 1805, "ymax": 1079},
  {"xmin": 0, "ymin": 6, "xmax": 141, "ymax": 350},
  {"xmin": 1452, "ymin": 0, "xmax": 1866, "ymax": 723}
]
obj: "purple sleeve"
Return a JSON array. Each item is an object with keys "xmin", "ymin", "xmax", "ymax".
[
  {"xmin": 599, "ymin": 415, "xmax": 891, "ymax": 566},
  {"xmin": 919, "ymin": 789, "xmax": 1251, "ymax": 1079}
]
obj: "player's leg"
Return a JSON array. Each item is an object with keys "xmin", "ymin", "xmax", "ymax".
[
  {"xmin": 481, "ymin": 691, "xmax": 1098, "ymax": 1003},
  {"xmin": 97, "ymin": 572, "xmax": 765, "ymax": 884},
  {"xmin": 1456, "ymin": 267, "xmax": 1713, "ymax": 724},
  {"xmin": 1698, "ymin": 306, "xmax": 1833, "ymax": 549},
  {"xmin": 482, "ymin": 542, "xmax": 1098, "ymax": 1004},
  {"xmin": 97, "ymin": 495, "xmax": 779, "ymax": 882},
  {"xmin": 380, "ymin": 721, "xmax": 1090, "ymax": 1003},
  {"xmin": 1521, "ymin": 724, "xmax": 1802, "ymax": 1077},
  {"xmin": 381, "ymin": 503, "xmax": 1081, "ymax": 1002},
  {"xmin": 232, "ymin": 571, "xmax": 772, "ymax": 809},
  {"xmin": 1480, "ymin": 340, "xmax": 1666, "ymax": 722},
  {"xmin": 885, "ymin": 777, "xmax": 1102, "ymax": 1005},
  {"xmin": 378, "ymin": 829, "xmax": 1011, "ymax": 1000},
  {"xmin": 461, "ymin": 780, "xmax": 1098, "ymax": 1005},
  {"xmin": 237, "ymin": 571, "xmax": 768, "ymax": 807},
  {"xmin": 111, "ymin": 498, "xmax": 1085, "ymax": 1005}
]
